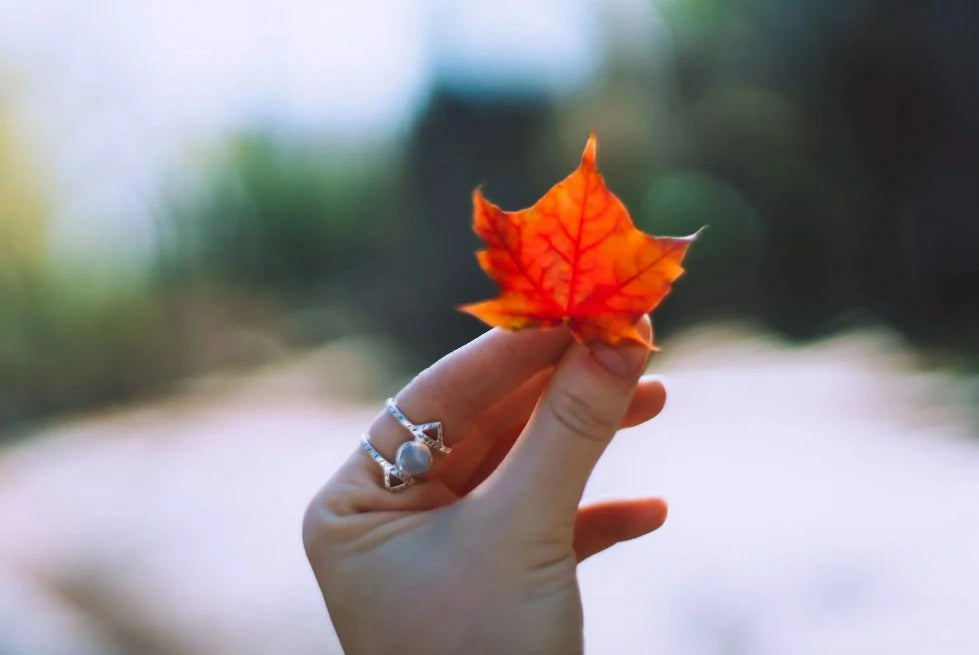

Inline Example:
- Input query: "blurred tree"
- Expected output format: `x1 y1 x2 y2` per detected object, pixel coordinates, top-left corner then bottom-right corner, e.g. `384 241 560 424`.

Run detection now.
374 87 556 363
158 133 396 293
832 0 979 344
0 92 51 426
0 101 48 275
642 0 979 347
6 0 979 431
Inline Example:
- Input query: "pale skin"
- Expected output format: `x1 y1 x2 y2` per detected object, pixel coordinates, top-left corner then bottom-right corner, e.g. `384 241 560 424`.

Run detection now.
303 316 669 654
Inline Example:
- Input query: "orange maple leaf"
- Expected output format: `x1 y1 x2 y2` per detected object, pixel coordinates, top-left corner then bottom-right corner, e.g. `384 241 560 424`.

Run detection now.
459 132 699 348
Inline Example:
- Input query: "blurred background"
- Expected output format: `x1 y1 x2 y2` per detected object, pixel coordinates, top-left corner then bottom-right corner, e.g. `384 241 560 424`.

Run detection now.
1 0 977 653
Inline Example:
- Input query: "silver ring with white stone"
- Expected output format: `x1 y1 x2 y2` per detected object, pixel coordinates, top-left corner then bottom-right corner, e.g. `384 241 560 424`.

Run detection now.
360 436 414 492
385 398 452 455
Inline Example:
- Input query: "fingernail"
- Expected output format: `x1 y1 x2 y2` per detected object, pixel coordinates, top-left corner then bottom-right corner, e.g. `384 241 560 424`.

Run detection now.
589 342 648 378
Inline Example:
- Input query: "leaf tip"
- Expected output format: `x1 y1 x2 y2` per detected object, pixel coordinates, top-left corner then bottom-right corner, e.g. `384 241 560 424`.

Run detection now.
671 225 707 249
582 130 598 167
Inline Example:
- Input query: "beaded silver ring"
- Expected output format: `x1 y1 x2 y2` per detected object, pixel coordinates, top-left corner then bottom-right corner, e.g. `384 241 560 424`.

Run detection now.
359 400 452 492
385 398 452 455
360 436 412 492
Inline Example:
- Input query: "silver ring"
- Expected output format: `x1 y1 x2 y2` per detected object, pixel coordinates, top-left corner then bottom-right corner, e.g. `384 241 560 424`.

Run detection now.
385 398 452 455
360 436 413 492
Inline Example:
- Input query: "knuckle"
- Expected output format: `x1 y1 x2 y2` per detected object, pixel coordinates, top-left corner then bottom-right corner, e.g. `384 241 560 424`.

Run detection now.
548 386 616 444
302 484 352 555
302 495 334 555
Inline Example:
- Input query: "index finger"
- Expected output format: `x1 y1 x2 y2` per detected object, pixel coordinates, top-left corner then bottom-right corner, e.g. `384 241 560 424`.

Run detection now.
366 326 573 479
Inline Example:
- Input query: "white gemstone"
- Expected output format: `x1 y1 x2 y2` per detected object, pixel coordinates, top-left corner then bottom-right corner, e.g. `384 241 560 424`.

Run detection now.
396 440 432 476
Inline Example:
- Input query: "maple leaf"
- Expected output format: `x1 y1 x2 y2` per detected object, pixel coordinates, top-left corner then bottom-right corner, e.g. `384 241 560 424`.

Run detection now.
459 132 700 348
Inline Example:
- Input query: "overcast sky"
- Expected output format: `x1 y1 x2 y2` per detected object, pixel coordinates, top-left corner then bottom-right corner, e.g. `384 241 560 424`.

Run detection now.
0 0 658 263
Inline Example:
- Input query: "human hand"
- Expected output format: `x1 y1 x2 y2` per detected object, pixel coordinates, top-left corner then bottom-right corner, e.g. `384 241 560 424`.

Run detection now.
303 318 669 654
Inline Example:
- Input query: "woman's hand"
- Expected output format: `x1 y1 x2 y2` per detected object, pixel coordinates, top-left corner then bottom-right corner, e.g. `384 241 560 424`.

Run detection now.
303 318 669 654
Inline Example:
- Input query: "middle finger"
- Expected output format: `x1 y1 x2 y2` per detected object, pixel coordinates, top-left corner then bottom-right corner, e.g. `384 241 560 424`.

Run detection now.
442 374 668 495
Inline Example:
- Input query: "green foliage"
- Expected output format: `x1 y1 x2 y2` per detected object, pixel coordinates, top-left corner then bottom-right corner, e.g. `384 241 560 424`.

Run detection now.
157 134 397 292
0 270 178 427
4 0 979 430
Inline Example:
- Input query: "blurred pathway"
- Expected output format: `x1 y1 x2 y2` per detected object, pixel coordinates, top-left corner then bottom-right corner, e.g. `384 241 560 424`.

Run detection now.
0 326 977 655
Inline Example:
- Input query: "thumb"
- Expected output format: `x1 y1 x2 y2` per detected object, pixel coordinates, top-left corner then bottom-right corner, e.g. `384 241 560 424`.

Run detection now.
486 318 651 523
